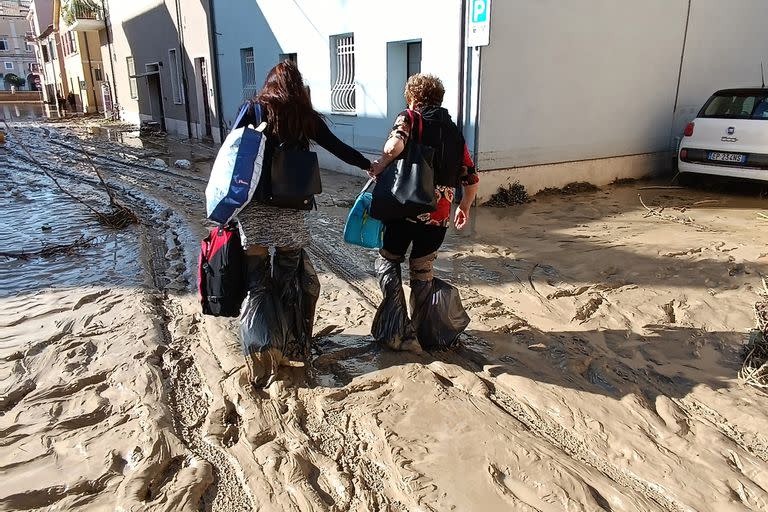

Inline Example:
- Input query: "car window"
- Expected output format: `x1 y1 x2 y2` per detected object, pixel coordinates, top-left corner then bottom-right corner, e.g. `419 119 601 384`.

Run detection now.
700 92 768 119
753 98 768 118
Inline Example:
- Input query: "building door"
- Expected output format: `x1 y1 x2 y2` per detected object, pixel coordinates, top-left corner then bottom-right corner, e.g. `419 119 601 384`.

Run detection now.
198 57 212 138
407 42 422 77
147 73 166 131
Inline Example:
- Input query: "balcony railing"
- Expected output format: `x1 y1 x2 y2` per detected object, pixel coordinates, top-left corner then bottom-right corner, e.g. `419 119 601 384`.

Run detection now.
62 3 105 31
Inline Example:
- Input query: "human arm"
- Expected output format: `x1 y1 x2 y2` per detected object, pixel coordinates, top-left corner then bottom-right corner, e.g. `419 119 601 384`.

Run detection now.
454 144 480 230
313 119 371 170
369 111 411 177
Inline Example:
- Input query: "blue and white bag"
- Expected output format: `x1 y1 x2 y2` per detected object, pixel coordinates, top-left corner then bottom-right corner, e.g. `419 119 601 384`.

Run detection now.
343 179 384 249
205 103 267 224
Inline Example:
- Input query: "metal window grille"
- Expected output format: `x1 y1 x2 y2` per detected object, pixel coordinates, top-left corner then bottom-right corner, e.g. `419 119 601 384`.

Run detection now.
330 34 356 113
241 48 257 99
126 56 137 99
168 48 183 104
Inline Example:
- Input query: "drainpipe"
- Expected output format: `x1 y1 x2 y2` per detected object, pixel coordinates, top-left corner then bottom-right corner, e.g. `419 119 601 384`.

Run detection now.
207 0 226 142
670 0 692 155
472 47 482 166
457 0 467 133
173 0 192 139
100 0 118 117
83 31 99 113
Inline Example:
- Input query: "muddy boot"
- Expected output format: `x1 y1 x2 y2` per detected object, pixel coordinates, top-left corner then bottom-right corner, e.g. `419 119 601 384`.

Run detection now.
273 249 320 361
240 254 288 386
371 252 422 353
409 253 469 350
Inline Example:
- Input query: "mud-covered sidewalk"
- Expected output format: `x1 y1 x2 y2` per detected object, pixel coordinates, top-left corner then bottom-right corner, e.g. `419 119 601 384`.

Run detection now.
2 118 768 512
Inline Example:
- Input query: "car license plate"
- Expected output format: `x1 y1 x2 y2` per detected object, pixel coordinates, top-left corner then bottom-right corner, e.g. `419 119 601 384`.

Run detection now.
707 151 746 163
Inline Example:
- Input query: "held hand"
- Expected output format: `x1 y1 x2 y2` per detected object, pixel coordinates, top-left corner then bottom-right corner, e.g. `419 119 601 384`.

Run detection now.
368 160 386 179
454 204 470 230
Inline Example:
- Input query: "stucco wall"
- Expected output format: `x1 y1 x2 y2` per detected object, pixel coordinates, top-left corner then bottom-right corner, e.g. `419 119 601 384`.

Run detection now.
104 0 220 141
212 0 463 171
477 0 689 172
671 0 768 146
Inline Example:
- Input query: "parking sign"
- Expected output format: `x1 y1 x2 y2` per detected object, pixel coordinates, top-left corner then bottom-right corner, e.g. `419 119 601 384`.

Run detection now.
467 0 491 47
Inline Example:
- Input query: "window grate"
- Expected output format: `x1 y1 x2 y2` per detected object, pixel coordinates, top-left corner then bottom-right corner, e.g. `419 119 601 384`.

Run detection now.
169 48 184 104
241 48 258 100
330 34 356 113
126 56 137 99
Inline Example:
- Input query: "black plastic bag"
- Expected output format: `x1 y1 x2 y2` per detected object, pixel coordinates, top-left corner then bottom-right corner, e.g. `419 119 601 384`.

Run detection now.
410 278 470 350
371 258 421 352
239 284 288 358
273 249 320 360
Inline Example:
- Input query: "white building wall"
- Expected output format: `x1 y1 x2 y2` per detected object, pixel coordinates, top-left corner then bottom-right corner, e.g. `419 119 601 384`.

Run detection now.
475 0 768 198
213 0 463 174
672 0 768 145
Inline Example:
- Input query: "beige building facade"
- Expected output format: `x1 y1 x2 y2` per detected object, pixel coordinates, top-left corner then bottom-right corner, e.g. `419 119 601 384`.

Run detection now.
0 0 39 92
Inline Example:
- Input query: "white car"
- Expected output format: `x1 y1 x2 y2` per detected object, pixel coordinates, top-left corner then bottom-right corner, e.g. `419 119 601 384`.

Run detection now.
678 88 768 182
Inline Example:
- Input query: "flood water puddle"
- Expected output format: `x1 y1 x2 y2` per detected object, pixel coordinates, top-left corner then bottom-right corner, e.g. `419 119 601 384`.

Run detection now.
0 168 143 298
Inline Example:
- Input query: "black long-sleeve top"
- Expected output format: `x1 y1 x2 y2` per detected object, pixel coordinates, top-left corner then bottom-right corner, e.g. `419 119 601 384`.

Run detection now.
239 102 370 170
311 120 371 170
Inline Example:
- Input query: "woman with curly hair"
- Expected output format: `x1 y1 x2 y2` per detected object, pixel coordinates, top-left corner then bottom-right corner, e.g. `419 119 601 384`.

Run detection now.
369 73 479 352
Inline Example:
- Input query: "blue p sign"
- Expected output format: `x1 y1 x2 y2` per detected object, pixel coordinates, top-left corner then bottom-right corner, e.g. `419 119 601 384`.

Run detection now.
472 0 488 23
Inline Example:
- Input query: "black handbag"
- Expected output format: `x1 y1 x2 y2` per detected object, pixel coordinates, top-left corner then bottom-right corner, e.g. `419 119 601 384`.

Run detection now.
371 110 436 221
267 144 322 210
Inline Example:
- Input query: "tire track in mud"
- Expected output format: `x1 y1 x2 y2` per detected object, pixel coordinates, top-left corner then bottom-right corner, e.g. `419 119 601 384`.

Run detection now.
485 386 683 512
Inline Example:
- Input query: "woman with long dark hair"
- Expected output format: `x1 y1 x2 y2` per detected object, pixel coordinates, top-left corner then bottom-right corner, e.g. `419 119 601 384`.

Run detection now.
237 61 370 385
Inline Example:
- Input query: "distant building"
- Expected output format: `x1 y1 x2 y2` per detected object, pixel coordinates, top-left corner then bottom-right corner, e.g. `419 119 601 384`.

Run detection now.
54 0 105 113
99 0 222 142
0 0 39 91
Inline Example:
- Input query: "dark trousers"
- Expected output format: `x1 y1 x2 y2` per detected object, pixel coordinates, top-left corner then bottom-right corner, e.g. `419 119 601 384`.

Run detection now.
382 220 447 260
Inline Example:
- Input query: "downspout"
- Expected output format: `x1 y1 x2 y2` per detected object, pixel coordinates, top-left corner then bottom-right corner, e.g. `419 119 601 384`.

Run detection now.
207 0 226 142
472 47 482 167
456 0 467 132
670 0 692 155
52 0 60 31
100 0 118 117
173 0 192 139
83 31 99 113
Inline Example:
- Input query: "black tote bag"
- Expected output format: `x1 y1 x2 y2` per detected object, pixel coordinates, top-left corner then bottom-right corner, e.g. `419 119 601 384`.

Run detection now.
268 144 322 210
371 110 436 221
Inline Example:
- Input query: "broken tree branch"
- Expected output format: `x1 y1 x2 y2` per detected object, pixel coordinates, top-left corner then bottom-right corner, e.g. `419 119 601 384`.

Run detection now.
0 236 95 260
2 120 138 229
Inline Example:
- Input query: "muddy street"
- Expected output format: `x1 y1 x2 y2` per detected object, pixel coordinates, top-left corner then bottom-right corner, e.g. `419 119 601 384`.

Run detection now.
2 119 768 511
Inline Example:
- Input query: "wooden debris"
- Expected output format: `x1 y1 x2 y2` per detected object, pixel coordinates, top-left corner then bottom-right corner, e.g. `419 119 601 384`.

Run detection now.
0 236 95 260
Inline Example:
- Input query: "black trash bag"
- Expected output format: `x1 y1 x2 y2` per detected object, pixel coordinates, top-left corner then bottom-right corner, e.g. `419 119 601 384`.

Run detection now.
371 257 421 352
273 249 320 360
239 258 289 358
410 277 470 350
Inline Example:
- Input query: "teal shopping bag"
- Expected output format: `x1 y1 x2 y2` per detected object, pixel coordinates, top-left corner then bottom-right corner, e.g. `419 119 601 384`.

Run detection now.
343 179 383 249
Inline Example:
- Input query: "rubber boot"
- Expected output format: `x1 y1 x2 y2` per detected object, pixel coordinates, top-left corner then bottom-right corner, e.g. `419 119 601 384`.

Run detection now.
240 254 286 386
371 254 422 353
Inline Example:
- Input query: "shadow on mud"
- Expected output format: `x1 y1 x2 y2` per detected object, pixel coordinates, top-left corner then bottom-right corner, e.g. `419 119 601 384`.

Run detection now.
309 323 743 402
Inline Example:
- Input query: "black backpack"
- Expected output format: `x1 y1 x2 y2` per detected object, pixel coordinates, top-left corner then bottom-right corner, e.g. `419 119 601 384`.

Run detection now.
198 224 246 317
419 107 465 187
